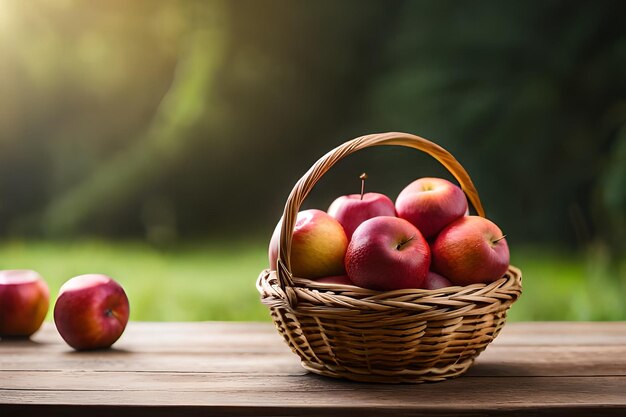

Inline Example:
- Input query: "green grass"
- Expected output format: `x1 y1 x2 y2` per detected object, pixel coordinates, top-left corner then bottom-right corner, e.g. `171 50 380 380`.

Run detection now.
0 240 270 322
0 240 623 321
508 245 626 321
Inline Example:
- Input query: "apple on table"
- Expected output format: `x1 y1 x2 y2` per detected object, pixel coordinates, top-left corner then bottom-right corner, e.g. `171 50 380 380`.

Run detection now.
54 274 130 350
432 215 510 285
328 173 396 240
345 216 430 291
268 209 348 279
0 270 49 338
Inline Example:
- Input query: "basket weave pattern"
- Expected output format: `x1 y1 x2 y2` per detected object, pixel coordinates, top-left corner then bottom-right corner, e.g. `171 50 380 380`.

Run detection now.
257 132 522 383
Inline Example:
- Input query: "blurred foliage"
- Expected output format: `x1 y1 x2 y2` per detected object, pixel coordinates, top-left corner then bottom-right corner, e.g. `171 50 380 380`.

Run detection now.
0 0 624 261
367 0 626 255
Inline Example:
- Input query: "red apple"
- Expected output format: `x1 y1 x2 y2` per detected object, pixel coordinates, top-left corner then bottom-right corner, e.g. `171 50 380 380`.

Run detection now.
0 270 49 338
54 274 129 350
395 177 468 238
423 271 454 290
313 275 353 285
327 174 396 240
345 216 430 291
268 209 348 278
328 193 396 240
432 216 510 285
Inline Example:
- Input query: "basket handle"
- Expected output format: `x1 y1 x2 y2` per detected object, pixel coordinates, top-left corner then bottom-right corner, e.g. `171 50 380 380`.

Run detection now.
276 132 485 290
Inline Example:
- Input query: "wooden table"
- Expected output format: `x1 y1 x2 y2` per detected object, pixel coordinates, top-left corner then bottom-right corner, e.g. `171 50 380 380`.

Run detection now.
1 322 625 416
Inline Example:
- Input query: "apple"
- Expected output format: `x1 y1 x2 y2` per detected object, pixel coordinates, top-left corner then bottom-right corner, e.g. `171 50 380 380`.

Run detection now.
345 216 430 291
328 193 396 240
314 275 353 285
327 173 396 240
423 271 454 290
432 216 510 285
0 270 49 338
395 177 468 238
268 209 348 278
54 274 129 350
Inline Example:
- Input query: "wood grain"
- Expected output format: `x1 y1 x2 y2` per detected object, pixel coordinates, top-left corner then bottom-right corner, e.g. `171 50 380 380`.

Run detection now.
1 322 625 416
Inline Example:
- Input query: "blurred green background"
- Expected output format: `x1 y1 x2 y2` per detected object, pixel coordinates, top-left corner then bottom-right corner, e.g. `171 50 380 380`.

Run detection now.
0 0 624 321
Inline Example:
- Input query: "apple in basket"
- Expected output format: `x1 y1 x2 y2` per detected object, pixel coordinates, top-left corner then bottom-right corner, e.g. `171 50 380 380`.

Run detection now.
54 274 130 350
268 209 348 279
327 173 396 240
314 275 353 285
396 177 468 238
0 270 49 338
423 271 454 290
345 216 430 291
432 216 510 285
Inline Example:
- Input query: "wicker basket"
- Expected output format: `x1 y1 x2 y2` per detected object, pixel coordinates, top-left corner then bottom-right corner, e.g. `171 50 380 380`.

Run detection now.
257 132 522 383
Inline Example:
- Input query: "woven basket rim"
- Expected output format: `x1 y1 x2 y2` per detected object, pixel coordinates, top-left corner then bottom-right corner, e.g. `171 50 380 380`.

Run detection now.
258 265 522 313
295 265 520 296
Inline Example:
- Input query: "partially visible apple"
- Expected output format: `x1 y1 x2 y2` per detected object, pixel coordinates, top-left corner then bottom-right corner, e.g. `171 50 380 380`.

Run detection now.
0 270 49 338
328 173 396 240
345 216 430 291
328 193 396 240
423 271 453 290
54 274 129 350
314 275 353 285
268 209 348 278
432 216 510 285
396 177 468 238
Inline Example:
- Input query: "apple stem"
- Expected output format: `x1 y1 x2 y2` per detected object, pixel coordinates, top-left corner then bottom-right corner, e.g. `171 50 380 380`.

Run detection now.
492 235 507 244
104 309 113 317
359 173 367 200
396 235 415 250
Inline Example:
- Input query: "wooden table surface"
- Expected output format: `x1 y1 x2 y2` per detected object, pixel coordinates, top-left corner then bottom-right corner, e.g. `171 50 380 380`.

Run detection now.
1 321 625 416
